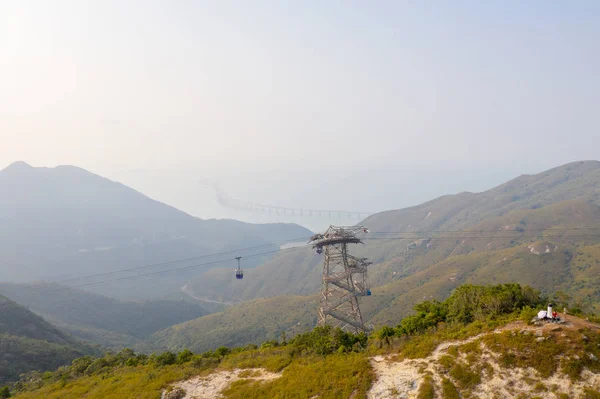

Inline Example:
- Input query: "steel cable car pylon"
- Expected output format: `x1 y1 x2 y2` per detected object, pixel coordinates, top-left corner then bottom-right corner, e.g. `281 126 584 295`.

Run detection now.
310 225 372 333
235 256 243 279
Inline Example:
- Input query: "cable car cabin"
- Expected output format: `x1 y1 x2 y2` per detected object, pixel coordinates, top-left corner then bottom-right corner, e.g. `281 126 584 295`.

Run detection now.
235 256 243 279
366 289 372 296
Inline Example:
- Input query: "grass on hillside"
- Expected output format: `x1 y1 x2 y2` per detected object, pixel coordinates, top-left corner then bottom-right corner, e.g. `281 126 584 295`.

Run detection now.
222 354 373 399
12 363 207 399
11 352 373 399
9 283 600 399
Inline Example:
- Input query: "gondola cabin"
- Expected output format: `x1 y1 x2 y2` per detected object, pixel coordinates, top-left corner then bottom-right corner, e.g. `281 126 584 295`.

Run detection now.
235 256 243 280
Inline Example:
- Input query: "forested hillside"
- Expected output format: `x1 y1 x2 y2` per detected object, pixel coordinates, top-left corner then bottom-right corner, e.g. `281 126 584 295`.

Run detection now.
0 295 97 384
0 283 208 350
152 295 318 353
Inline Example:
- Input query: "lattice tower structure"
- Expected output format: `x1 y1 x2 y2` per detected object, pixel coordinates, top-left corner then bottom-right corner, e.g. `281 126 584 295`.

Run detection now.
310 225 372 333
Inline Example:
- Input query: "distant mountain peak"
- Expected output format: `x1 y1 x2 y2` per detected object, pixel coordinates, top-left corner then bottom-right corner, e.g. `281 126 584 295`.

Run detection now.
2 160 33 172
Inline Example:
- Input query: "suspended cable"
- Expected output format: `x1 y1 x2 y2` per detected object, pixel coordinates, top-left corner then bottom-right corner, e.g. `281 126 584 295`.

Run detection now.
38 231 600 293
27 235 313 289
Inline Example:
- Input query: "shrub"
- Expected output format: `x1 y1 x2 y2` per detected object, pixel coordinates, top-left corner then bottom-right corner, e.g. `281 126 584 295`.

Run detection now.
449 363 481 390
70 356 94 376
156 352 177 366
84 358 109 375
125 357 139 367
584 388 600 399
441 378 460 399
289 326 367 356
376 326 395 346
192 356 220 369
417 375 435 399
215 346 231 358
177 349 194 364
260 340 279 349
562 358 584 381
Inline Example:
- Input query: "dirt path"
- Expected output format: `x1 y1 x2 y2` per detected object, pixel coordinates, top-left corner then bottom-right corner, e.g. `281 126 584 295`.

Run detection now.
560 313 600 330
167 368 281 399
367 315 600 399
368 333 488 399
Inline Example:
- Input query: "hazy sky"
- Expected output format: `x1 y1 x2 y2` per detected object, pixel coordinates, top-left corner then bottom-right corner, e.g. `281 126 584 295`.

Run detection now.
2 1 599 229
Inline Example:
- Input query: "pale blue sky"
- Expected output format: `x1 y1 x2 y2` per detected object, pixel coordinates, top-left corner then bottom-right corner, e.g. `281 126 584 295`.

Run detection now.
1 1 599 229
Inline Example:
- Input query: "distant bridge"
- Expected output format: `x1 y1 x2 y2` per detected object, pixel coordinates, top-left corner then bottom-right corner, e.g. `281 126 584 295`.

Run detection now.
203 182 374 220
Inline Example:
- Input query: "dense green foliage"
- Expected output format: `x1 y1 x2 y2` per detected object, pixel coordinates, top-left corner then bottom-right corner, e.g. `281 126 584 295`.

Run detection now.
387 283 543 338
0 295 76 345
0 295 97 384
289 325 367 355
0 334 90 385
0 283 209 351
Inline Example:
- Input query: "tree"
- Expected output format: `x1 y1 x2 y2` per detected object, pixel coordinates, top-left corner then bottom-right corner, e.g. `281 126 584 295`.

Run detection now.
0 386 10 398
376 326 395 346
177 349 194 364
215 347 231 358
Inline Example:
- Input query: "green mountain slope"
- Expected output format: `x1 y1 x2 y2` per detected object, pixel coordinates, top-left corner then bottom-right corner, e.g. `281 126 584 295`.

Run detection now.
0 295 96 384
152 295 318 353
0 283 209 350
154 162 600 351
186 160 600 303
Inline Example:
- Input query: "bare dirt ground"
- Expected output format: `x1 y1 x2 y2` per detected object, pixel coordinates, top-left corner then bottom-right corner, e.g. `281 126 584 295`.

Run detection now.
368 333 487 399
167 368 281 399
367 314 600 399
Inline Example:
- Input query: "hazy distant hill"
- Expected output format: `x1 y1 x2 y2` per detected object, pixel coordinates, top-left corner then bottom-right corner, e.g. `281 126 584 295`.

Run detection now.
0 294 95 383
187 160 600 302
0 283 209 350
0 162 312 299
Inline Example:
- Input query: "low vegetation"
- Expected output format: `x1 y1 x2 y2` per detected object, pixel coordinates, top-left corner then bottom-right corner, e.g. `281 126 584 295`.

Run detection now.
374 283 545 360
6 283 600 398
8 325 372 399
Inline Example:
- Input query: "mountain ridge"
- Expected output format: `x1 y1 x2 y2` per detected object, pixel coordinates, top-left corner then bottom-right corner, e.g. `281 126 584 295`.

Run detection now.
187 160 600 303
0 161 312 299
156 161 600 351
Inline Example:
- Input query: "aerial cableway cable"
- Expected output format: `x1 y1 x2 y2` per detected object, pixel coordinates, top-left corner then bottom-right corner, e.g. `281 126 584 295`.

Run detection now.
34 228 600 293
29 226 600 289
46 246 310 293
29 227 600 290
27 235 314 289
